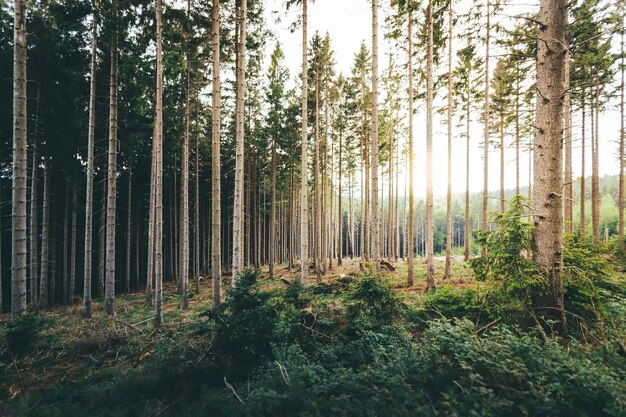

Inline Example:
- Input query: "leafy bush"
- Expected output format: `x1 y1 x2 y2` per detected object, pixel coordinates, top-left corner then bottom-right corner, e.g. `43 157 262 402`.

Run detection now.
413 285 483 323
344 274 406 330
2 312 54 355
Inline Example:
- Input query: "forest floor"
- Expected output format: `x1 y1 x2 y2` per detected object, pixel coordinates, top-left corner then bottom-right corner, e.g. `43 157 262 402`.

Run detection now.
0 256 478 406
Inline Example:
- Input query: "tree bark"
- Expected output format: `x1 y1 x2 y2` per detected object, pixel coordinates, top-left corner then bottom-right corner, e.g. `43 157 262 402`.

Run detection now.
563 42 573 233
300 0 309 285
70 187 77 302
105 21 119 317
371 0 380 267
126 168 132 292
83 0 98 316
620 23 625 240
39 166 50 308
425 0 435 290
482 0 491 250
232 0 246 282
153 0 164 325
11 0 28 317
211 0 222 305
180 0 191 308
444 0 453 280
29 147 38 304
580 94 586 234
532 0 567 328
407 8 415 286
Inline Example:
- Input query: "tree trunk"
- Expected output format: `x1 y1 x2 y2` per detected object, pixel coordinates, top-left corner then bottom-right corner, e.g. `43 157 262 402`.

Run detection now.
63 190 69 305
180 0 191 308
11 0 28 317
464 87 471 261
563 43 573 233
444 0 453 280
300 0 309 285
425 0 435 290
592 82 600 243
40 166 50 308
29 148 38 304
407 8 415 286
83 0 98 316
70 188 77 303
105 23 118 317
500 117 505 213
482 0 491 250
580 94 586 234
211 0 222 305
371 0 380 266
126 168 132 292
153 0 165 325
532 0 567 328
269 132 277 278
195 117 201 292
338 123 343 266
620 23 625 240
314 72 321 281
232 0 246 282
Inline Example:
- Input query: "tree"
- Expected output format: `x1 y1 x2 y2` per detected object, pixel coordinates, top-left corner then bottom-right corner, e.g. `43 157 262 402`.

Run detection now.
425 0 435 290
482 0 491 247
532 0 567 327
180 0 191 310
444 0 454 280
11 0 27 317
83 0 98 317
104 1 119 317
211 0 221 304
371 0 380 266
232 0 247 283
153 0 164 325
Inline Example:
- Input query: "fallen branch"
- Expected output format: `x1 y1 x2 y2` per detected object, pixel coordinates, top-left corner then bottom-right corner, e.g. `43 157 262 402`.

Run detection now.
224 377 245 404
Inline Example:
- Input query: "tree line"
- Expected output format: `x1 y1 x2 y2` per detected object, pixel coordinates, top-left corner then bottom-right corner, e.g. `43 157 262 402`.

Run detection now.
0 0 624 328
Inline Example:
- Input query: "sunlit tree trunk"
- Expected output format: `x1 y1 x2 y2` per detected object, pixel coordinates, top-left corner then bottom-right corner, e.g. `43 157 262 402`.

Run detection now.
620 24 625 240
39 166 50 308
580 94 586 234
563 44 573 233
482 0 491 251
407 8 415 286
425 0 435 290
444 0 453 280
464 88 471 261
371 0 380 267
232 0 246 282
532 0 567 327
300 0 309 285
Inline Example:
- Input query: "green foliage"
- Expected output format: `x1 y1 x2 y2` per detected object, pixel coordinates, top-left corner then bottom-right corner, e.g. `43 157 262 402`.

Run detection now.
415 285 483 323
344 274 406 330
470 196 546 303
2 312 55 355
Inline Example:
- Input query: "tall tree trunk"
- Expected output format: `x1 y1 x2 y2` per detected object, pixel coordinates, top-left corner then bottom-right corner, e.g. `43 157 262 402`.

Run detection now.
563 43 573 233
180 0 191 308
482 0 491 250
105 22 119 317
300 0 309 285
407 8 415 286
98 177 106 296
29 147 38 304
464 87 471 261
592 82 600 243
580 94 586 234
444 0 453 280
126 168 132 292
63 190 69 305
232 0 246 282
515 76 520 195
425 0 435 290
338 123 343 266
211 0 222 305
532 0 567 328
83 0 98 316
70 188 77 303
371 0 380 266
153 0 165 325
39 166 50 308
195 118 201 292
617 24 625 240
269 133 277 279
11 0 28 317
500 117 505 213
314 73 321 281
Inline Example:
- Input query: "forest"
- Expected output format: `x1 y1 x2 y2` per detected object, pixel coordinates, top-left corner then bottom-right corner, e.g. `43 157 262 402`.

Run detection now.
0 0 625 415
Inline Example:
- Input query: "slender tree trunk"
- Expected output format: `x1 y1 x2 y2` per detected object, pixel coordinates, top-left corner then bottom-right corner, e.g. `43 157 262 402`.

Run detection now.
407 9 415 286
180 0 191 308
482 0 491 248
153 0 165 325
532 0 567 327
70 188 77 303
425 0 435 290
444 0 453 280
300 0 309 285
105 21 119 317
464 92 471 261
371 0 380 266
98 178 106 296
338 124 343 266
269 133 277 278
232 0 246 282
126 168 132 292
592 82 600 243
500 117 505 213
211 0 222 304
563 43 573 233
83 1 98 316
146 138 156 304
11 0 28 317
195 118 201 292
515 76 520 195
29 148 38 304
617 24 625 240
39 166 50 308
63 190 69 305
580 94 586 234
314 73 321 281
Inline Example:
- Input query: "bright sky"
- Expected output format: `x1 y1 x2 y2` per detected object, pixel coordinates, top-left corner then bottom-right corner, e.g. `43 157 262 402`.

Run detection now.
263 0 623 198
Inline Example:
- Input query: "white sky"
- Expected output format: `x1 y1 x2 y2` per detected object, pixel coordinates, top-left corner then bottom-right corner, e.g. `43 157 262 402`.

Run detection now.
263 0 623 198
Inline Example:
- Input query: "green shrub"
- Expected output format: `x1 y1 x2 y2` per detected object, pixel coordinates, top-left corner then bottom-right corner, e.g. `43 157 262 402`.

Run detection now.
415 285 483 322
344 274 405 330
2 312 54 355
